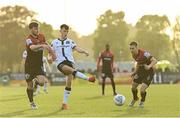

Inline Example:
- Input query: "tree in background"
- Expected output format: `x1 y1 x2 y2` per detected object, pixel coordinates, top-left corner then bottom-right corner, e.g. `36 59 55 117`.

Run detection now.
93 10 129 61
0 5 55 72
40 22 55 43
133 15 172 60
172 16 180 66
0 5 35 72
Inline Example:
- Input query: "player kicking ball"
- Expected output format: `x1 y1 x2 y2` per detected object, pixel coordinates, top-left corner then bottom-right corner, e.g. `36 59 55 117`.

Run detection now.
129 41 157 108
50 24 95 110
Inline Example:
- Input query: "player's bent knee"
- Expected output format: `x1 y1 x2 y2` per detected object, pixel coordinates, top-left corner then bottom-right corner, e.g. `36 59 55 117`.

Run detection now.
36 75 46 86
140 87 146 93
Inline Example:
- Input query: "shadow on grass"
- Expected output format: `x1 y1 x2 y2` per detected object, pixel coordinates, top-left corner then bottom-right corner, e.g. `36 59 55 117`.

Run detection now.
84 95 104 100
0 109 31 117
28 109 86 117
28 110 60 117
0 95 26 102
113 106 150 117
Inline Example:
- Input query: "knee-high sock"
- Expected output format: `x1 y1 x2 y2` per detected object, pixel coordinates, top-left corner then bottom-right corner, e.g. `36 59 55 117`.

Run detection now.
63 87 71 104
141 91 147 102
131 88 138 100
44 82 47 91
26 88 33 103
102 78 106 95
73 71 88 80
36 85 40 92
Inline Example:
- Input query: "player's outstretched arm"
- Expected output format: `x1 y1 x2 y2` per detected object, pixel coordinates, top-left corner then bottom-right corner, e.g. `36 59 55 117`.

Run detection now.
73 46 89 56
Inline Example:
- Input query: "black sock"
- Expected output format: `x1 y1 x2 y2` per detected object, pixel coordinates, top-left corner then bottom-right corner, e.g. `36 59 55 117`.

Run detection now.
26 88 33 103
102 78 105 95
110 78 116 94
65 86 71 91
141 91 147 102
132 88 138 100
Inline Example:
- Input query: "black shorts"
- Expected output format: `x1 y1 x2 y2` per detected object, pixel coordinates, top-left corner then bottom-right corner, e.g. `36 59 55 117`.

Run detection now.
57 60 75 75
133 70 154 86
25 66 45 82
101 69 114 79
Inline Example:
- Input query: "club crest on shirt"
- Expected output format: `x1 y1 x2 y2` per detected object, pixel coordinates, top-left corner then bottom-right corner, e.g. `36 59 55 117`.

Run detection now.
66 41 70 44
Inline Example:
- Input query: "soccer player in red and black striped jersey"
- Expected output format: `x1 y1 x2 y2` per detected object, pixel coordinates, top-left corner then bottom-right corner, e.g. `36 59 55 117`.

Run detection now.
97 44 117 96
25 22 56 109
129 41 157 108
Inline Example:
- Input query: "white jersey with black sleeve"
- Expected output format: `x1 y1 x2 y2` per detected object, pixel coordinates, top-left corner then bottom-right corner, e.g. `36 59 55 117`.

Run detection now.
51 38 77 66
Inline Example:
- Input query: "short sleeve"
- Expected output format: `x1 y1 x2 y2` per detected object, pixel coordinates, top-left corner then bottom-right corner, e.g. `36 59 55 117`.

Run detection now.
71 40 77 49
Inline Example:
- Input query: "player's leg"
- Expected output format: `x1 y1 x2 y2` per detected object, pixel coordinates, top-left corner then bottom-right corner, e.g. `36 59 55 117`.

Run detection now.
26 80 38 109
61 74 73 110
43 78 48 94
35 75 47 86
58 63 95 82
129 81 139 107
139 83 148 107
101 73 106 96
109 73 117 96
139 73 153 107
25 72 38 109
33 75 47 96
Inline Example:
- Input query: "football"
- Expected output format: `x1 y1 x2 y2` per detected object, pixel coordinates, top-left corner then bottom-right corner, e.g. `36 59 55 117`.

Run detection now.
113 94 126 106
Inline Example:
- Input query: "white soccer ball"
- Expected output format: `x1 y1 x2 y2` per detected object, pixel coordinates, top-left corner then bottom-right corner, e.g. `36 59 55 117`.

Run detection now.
113 94 126 106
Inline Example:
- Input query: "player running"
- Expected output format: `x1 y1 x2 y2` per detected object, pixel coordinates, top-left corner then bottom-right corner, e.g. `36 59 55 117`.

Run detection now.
50 24 95 110
129 41 157 108
24 22 56 109
22 50 50 95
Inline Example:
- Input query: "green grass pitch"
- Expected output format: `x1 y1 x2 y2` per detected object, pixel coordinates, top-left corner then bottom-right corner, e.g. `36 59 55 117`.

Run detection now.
0 80 180 117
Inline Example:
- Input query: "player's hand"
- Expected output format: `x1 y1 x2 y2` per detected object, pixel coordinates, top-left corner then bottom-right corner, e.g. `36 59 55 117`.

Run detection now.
41 44 50 50
144 64 151 70
51 53 57 61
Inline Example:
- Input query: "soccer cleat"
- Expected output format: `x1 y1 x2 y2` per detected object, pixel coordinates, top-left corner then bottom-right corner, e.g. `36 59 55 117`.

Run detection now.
88 76 96 83
129 97 139 107
61 103 69 110
139 101 144 108
30 102 38 110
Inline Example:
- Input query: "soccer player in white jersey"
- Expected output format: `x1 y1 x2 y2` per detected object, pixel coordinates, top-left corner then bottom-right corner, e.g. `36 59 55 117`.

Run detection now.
22 50 50 95
50 24 95 110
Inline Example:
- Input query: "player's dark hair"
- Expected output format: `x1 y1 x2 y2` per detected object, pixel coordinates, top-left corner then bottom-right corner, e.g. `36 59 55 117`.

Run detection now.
130 41 138 46
60 24 69 30
106 44 110 47
29 22 39 29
